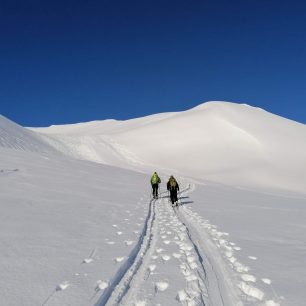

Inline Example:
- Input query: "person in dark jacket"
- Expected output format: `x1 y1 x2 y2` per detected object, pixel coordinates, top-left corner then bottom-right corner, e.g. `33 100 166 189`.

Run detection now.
151 172 161 199
167 175 179 206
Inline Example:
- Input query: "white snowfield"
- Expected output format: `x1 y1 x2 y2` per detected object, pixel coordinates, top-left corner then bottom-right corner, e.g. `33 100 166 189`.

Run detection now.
0 101 305 306
32 102 306 195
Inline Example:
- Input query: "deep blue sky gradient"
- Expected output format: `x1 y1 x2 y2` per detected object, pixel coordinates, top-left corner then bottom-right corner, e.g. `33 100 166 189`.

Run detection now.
1 0 306 126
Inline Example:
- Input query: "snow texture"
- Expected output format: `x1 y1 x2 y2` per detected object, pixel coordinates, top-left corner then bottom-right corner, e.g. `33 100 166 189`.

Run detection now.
0 101 305 306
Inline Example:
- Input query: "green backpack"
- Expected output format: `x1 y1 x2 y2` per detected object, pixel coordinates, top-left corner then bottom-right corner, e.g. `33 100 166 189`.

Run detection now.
151 174 159 184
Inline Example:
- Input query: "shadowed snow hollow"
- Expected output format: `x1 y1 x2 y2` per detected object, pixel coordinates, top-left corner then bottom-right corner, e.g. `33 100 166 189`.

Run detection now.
31 102 306 194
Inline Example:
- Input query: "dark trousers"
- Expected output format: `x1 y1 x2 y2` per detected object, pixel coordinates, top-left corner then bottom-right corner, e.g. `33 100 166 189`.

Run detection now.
170 189 178 204
152 184 159 198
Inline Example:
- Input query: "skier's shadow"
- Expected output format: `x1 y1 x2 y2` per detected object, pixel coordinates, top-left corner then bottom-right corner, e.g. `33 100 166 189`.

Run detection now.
178 195 193 206
160 195 170 199
160 193 193 206
179 200 194 206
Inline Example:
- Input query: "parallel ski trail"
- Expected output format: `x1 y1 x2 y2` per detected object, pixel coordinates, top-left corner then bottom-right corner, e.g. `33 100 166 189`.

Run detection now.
163 197 210 305
119 198 160 305
95 184 243 306
174 184 244 306
95 197 157 306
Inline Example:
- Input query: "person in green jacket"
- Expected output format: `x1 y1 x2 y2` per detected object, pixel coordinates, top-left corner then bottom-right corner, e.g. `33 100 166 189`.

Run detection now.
151 172 161 199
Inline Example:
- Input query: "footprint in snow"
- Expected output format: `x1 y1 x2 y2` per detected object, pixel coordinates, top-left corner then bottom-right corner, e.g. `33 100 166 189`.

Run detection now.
225 251 233 258
117 231 123 235
106 241 115 245
180 243 192 251
233 261 249 273
134 301 147 306
186 274 198 282
218 239 227 246
187 256 196 264
83 258 94 264
155 281 169 292
115 257 125 263
265 300 280 306
189 262 198 269
148 264 156 272
125 240 134 246
241 274 256 282
156 248 163 253
262 278 272 284
249 256 257 260
233 247 241 251
238 282 264 301
177 290 188 302
163 240 171 245
173 253 181 259
229 256 237 264
162 254 171 261
112 224 118 228
95 280 109 292
56 281 70 291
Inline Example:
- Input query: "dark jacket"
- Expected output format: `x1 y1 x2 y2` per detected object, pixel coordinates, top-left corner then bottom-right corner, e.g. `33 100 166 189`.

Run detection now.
167 178 179 191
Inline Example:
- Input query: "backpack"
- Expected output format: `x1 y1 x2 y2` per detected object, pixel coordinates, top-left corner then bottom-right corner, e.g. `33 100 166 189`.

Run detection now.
151 174 159 184
169 178 177 189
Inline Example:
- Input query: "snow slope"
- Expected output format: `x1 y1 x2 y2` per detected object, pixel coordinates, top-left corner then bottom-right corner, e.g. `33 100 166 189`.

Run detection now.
1 101 306 306
0 133 150 305
32 102 306 195
0 114 58 154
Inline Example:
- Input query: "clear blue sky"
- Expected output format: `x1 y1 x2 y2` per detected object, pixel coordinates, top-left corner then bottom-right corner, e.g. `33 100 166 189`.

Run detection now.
1 0 306 126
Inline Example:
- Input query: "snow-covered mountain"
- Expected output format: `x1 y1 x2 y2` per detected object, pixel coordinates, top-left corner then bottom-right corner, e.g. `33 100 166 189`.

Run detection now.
1 101 305 306
31 102 306 195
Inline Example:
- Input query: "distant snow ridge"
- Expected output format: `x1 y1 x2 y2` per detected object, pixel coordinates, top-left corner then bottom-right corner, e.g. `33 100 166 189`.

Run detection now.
30 101 306 194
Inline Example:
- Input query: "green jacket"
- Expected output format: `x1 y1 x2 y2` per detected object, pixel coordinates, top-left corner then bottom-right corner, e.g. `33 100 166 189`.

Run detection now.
151 173 161 185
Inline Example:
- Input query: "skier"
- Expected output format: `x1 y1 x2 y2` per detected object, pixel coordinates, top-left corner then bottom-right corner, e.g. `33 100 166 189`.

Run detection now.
167 175 179 206
151 172 161 199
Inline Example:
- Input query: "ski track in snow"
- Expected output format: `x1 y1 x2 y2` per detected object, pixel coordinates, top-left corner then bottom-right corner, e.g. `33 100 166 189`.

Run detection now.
94 194 158 306
91 184 282 306
176 184 282 306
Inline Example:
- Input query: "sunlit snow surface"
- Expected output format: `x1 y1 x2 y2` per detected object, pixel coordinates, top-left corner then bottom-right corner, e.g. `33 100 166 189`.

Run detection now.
0 102 305 306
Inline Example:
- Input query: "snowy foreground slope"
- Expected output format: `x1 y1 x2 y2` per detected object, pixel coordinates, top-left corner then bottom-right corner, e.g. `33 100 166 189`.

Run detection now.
0 102 305 306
